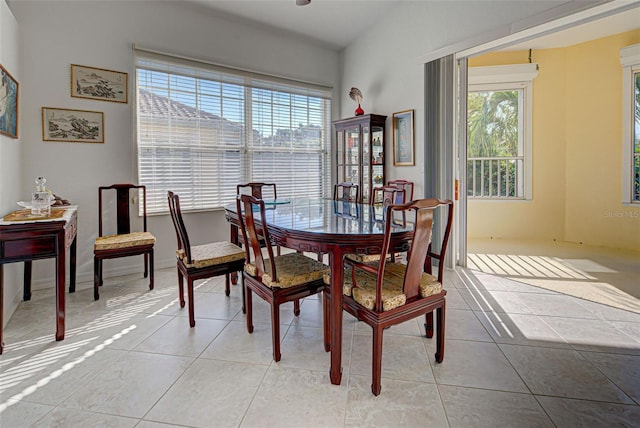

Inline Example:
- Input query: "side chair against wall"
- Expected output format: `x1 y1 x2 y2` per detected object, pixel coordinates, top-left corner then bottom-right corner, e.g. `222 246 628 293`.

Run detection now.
238 194 328 362
323 198 454 395
167 191 245 327
93 184 155 301
387 179 415 202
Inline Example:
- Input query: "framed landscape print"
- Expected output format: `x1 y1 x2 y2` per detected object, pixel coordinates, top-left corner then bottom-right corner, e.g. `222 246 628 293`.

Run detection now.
0 64 19 138
42 107 104 143
70 64 128 103
393 109 414 166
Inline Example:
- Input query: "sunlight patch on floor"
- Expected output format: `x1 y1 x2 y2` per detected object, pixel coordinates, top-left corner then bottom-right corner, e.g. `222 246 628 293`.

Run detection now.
468 252 640 314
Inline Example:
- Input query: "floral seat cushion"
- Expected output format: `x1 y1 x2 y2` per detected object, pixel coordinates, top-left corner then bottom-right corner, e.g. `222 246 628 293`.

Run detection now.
245 252 327 288
95 231 156 251
176 241 245 269
350 262 443 312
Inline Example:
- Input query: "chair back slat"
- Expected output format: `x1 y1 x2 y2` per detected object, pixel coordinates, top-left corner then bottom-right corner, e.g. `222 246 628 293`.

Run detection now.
98 184 147 237
239 194 278 281
167 191 193 263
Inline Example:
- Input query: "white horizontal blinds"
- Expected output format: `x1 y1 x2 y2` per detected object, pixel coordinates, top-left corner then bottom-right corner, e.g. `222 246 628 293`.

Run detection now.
135 48 331 213
249 84 329 198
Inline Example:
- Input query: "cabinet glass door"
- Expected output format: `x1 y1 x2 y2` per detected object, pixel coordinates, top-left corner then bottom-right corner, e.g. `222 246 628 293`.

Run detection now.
337 130 345 182
346 127 360 185
371 124 384 195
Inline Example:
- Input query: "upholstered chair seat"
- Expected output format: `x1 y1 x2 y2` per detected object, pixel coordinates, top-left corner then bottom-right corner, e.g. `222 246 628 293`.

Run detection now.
95 231 156 251
176 241 245 269
244 252 327 288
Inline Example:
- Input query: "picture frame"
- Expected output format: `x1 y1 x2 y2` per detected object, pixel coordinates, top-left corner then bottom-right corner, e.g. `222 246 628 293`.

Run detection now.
0 64 19 138
42 107 104 143
70 64 128 103
392 109 414 166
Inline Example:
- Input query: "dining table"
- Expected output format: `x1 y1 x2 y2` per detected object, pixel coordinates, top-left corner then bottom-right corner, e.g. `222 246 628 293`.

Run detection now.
224 198 413 385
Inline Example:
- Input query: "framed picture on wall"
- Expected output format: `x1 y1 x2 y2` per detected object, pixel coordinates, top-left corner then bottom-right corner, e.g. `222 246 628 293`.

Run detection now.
0 64 19 138
392 109 414 166
70 64 128 103
42 107 104 143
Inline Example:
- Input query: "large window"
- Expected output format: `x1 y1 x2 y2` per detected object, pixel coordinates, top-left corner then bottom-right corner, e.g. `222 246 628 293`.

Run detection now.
135 49 332 213
467 64 537 200
620 43 640 204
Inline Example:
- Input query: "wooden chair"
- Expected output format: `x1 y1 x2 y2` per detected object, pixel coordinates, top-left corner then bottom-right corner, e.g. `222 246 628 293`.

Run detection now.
236 182 280 255
387 179 415 202
346 186 406 264
371 185 406 206
333 182 359 202
93 184 155 301
167 191 245 327
324 198 453 395
238 194 327 362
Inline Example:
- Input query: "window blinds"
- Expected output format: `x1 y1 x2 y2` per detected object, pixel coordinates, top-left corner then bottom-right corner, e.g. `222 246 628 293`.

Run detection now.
134 47 332 213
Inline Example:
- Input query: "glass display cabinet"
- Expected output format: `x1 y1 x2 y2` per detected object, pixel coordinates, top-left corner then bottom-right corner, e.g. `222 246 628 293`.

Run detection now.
333 114 387 204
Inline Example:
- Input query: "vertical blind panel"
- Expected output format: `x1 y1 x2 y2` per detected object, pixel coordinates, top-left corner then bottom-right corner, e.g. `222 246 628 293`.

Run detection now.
136 54 331 213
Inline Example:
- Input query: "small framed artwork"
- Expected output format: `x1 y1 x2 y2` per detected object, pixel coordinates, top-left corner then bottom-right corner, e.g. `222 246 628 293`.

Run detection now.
42 107 104 143
0 64 19 138
70 64 128 103
393 109 414 166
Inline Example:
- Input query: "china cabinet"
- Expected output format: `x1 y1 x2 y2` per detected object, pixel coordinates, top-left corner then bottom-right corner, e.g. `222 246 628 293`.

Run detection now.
333 114 387 204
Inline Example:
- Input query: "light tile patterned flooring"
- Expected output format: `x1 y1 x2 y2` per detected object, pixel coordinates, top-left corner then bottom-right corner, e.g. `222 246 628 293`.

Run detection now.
1 266 639 427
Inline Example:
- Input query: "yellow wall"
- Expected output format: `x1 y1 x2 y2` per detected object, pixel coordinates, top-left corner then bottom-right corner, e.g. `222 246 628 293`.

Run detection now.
467 30 640 252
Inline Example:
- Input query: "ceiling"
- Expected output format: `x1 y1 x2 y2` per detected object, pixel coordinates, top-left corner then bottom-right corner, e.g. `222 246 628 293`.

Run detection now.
189 0 401 50
188 1 639 52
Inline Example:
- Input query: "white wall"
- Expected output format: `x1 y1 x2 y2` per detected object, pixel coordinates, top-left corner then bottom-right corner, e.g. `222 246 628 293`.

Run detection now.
5 0 340 322
1 0 23 327
339 0 598 199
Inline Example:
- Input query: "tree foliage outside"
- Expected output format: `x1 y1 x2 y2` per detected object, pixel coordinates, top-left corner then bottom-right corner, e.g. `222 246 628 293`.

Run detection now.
467 89 521 197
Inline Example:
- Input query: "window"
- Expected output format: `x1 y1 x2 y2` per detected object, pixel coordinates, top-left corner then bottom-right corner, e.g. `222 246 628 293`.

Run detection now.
620 43 640 204
135 48 332 213
467 64 537 199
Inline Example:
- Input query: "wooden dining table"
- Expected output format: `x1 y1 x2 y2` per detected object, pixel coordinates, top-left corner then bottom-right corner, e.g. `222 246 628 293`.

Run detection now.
225 198 412 385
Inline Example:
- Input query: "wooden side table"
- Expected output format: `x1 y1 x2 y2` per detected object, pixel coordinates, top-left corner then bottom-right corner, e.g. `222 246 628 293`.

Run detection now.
0 206 78 354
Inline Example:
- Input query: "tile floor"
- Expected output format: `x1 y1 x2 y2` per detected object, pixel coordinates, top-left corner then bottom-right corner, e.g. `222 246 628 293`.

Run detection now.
1 266 639 427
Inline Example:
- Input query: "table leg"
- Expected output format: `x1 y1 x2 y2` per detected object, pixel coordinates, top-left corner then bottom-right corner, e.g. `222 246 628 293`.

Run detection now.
55 232 65 341
23 260 32 301
230 223 239 285
329 248 344 385
69 235 77 293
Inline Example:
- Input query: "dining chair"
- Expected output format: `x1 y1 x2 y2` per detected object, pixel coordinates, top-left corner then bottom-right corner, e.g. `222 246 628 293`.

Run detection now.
93 184 155 301
324 198 453 395
333 182 359 202
167 191 245 327
236 182 280 256
317 182 360 262
371 185 406 206
345 185 406 264
238 194 327 362
387 179 415 202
